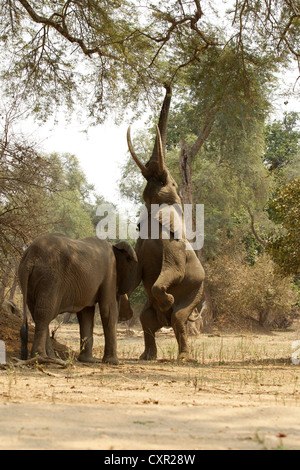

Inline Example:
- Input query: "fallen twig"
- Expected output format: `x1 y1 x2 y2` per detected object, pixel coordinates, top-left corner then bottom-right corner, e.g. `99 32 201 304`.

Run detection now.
11 356 68 368
34 364 62 377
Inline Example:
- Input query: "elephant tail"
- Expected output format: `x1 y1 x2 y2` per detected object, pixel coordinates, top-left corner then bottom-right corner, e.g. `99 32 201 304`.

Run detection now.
18 261 32 360
187 283 204 322
187 308 201 322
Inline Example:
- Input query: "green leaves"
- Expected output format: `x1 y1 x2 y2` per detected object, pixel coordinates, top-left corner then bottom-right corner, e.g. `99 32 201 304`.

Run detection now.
0 0 298 125
267 178 300 275
264 112 300 172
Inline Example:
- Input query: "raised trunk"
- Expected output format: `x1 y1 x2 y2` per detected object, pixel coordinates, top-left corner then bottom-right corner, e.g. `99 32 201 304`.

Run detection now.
150 85 172 163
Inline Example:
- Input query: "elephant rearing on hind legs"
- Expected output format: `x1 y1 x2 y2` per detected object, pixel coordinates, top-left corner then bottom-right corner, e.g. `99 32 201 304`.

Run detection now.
127 85 205 361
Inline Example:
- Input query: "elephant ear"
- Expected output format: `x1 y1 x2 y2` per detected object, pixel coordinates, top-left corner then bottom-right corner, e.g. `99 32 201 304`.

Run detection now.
152 204 185 240
113 241 138 262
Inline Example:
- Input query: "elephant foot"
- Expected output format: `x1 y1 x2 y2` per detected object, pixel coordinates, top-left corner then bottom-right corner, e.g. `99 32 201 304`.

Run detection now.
177 351 190 362
102 355 119 365
77 353 100 364
151 286 174 312
161 294 174 312
140 350 157 361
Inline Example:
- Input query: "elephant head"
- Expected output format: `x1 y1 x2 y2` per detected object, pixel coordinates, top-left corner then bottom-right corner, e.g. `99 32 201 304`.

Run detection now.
127 85 182 210
113 241 138 295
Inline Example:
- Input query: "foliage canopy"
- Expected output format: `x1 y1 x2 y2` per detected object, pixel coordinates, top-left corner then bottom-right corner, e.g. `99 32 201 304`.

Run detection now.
0 0 299 122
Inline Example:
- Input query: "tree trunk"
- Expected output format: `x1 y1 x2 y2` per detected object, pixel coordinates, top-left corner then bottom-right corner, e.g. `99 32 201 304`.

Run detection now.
179 127 216 332
179 138 194 206
0 263 10 304
9 274 18 302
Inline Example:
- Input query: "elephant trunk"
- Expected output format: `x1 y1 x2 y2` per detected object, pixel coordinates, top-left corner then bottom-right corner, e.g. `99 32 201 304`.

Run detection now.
150 84 172 165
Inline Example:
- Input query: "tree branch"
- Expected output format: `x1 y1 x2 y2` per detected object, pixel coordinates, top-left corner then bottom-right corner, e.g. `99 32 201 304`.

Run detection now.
17 0 118 60
244 203 267 248
190 107 219 159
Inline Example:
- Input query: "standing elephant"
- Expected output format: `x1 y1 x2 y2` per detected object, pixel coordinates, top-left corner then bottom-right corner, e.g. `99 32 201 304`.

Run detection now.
18 233 137 365
127 85 205 361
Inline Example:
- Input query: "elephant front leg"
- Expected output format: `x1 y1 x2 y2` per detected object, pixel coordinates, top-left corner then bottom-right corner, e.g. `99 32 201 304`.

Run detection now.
99 301 119 365
77 307 98 363
151 239 186 312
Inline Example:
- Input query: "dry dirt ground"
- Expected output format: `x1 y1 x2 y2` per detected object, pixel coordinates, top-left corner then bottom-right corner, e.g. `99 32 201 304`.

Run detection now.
0 309 300 451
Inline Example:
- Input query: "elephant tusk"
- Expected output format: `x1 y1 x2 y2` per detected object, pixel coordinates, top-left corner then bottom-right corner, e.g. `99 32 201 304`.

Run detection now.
155 124 166 174
127 127 148 175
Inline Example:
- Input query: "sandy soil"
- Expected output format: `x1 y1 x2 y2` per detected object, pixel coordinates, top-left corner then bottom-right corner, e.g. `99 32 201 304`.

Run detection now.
0 314 300 451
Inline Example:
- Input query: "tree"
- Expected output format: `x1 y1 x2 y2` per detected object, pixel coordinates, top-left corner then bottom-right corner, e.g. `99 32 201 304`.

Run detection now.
0 120 61 258
267 178 300 276
0 0 156 121
0 109 63 303
264 112 300 172
170 43 273 222
44 152 107 238
0 1 298 123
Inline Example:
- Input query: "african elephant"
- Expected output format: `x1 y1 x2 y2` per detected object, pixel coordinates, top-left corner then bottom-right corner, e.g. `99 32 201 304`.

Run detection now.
127 85 205 361
18 233 137 365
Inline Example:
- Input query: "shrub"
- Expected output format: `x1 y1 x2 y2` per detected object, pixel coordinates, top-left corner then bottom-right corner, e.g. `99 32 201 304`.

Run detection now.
206 241 297 329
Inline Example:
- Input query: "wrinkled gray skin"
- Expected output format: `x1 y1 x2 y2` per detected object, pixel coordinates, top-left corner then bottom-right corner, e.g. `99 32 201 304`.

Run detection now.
18 233 137 365
127 86 205 361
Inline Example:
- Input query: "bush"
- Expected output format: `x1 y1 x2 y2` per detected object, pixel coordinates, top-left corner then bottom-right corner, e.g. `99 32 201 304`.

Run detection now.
206 240 297 329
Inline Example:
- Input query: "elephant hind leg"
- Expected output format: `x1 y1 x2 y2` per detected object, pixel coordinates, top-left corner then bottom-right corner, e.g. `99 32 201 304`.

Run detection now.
31 310 51 359
171 286 203 361
140 305 161 360
171 310 189 360
77 307 97 363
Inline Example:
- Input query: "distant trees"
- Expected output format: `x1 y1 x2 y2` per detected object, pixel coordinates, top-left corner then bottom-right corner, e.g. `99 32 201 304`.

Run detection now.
264 112 300 173
45 152 105 239
267 178 300 276
0 121 58 256
264 112 300 277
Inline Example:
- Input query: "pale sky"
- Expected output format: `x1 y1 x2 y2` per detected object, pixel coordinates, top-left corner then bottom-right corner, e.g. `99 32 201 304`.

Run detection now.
32 116 143 210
